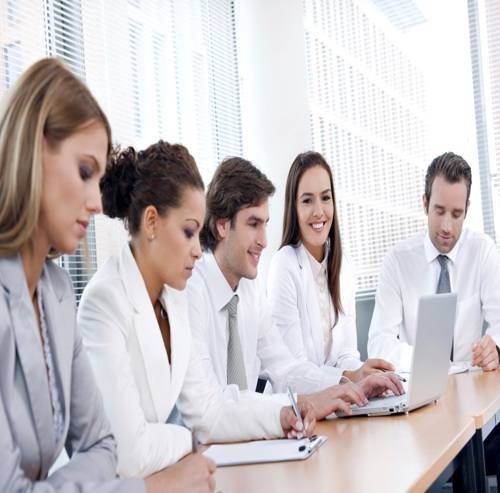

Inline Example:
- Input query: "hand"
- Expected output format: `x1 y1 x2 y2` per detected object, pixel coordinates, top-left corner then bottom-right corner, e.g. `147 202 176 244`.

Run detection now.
343 358 395 383
471 335 500 371
144 453 216 493
298 382 369 419
357 372 405 400
280 399 317 439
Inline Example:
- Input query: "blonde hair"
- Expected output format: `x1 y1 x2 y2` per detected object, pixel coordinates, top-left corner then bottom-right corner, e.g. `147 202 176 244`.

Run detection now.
0 57 112 256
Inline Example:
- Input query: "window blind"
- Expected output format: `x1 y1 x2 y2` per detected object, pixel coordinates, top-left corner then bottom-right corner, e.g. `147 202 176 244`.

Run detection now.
301 0 496 296
0 0 243 304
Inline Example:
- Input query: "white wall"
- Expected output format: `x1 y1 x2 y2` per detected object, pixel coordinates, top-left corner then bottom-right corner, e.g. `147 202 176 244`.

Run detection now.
238 0 312 291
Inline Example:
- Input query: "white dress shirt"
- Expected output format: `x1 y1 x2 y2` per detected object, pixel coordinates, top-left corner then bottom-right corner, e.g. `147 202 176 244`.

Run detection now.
267 244 362 374
78 244 284 478
187 250 344 404
368 228 500 372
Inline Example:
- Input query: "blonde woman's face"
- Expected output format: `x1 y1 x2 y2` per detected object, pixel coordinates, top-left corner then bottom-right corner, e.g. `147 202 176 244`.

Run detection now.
38 122 108 255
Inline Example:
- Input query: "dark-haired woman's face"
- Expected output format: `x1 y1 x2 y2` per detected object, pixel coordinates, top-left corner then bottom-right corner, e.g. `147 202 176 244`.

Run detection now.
154 189 205 290
296 166 334 262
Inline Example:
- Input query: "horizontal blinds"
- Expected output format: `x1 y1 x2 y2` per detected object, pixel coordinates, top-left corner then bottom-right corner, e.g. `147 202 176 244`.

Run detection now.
0 0 242 303
302 0 497 296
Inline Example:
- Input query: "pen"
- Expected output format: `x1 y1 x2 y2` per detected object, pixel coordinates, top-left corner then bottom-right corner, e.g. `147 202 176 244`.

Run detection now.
286 384 306 435
192 427 198 453
381 368 407 382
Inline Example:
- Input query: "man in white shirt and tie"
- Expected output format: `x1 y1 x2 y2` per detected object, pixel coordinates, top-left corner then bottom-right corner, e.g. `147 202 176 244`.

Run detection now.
187 156 403 420
368 151 500 372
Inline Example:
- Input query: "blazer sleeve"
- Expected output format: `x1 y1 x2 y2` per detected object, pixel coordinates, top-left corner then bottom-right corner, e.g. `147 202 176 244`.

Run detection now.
46 331 145 493
176 345 285 445
78 279 193 478
0 278 143 493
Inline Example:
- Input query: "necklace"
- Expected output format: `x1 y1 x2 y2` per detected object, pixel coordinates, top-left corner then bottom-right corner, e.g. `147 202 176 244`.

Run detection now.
160 306 168 320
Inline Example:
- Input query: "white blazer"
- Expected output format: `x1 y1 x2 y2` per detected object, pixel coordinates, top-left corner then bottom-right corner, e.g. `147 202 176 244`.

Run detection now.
78 244 283 478
267 244 361 375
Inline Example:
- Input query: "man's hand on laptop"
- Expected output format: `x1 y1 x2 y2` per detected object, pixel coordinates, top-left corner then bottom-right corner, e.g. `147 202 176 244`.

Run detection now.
356 372 405 400
342 358 395 383
471 335 500 371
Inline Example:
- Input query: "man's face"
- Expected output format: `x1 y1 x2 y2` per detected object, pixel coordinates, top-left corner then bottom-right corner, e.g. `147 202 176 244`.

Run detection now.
423 175 469 254
214 199 269 290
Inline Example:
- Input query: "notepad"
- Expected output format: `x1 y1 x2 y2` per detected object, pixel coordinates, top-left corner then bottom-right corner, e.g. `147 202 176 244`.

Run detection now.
203 435 327 466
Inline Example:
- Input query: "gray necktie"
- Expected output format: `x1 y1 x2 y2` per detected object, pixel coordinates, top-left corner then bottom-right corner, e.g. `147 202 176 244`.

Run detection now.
436 255 451 294
436 255 453 359
226 295 248 390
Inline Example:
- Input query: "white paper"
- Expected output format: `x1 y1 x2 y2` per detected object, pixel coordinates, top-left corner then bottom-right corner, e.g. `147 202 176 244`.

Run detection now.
203 435 327 466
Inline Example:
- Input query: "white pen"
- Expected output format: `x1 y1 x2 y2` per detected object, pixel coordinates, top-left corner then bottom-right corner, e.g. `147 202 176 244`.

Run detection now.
286 384 306 435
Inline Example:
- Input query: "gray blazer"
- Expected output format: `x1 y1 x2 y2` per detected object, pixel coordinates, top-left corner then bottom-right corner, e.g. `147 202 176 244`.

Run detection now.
0 255 143 493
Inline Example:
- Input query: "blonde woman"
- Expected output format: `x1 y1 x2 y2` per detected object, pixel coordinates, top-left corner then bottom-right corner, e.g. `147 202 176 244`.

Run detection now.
0 58 214 493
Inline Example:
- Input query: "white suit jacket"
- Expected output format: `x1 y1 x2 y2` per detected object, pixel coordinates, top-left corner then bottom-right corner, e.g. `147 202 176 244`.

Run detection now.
78 244 283 478
267 244 362 375
0 254 142 493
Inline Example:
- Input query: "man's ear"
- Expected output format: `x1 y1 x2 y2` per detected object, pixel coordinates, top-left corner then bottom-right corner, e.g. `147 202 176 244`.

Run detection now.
465 199 471 218
143 205 159 240
216 217 230 240
422 194 429 216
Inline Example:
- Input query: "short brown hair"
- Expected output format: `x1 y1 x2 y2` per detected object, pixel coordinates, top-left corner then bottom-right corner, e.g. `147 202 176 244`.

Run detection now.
424 152 472 210
200 157 275 251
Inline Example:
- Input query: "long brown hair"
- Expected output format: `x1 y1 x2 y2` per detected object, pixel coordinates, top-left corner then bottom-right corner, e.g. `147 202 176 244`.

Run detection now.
281 151 344 323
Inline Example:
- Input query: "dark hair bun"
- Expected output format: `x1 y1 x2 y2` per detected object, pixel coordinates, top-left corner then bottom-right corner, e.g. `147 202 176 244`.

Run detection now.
100 146 139 219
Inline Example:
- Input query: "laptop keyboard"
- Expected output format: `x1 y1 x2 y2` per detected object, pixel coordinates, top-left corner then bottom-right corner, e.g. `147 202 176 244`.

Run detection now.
352 393 406 411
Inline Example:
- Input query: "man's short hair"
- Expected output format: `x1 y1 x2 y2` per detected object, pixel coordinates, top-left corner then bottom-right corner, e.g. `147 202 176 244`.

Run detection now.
424 152 472 209
200 157 275 250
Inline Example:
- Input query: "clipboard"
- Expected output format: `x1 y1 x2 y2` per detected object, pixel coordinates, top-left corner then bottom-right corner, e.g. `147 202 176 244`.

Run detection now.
203 435 327 466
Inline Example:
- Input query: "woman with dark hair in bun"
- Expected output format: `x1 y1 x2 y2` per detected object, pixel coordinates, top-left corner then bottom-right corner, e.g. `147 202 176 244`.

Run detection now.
78 140 316 484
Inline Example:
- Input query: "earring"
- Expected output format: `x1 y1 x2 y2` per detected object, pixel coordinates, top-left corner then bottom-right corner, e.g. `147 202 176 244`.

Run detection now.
151 234 155 240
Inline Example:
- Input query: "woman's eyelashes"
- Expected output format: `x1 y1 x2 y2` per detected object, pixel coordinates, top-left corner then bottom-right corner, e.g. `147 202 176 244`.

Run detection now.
184 228 194 239
79 164 92 181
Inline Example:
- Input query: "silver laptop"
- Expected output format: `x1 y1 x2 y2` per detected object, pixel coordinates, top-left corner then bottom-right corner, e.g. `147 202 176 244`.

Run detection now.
336 292 457 417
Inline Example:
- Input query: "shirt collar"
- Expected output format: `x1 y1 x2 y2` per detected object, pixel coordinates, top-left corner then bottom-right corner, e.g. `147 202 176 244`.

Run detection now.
424 228 466 265
304 244 328 281
201 249 239 312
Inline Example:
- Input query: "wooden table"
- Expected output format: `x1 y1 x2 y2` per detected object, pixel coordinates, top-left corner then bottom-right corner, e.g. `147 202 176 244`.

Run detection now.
213 401 475 493
440 369 500 492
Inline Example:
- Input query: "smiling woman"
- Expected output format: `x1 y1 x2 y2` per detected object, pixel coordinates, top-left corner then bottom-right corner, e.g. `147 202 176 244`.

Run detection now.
267 151 396 384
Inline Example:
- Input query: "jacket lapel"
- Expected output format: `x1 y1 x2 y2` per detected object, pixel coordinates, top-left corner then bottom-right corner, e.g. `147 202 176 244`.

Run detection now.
296 245 325 365
1 256 55 477
40 264 74 457
160 287 190 413
119 245 172 423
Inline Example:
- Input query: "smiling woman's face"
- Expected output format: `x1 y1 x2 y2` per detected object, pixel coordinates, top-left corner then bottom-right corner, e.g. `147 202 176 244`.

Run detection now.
296 165 334 262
